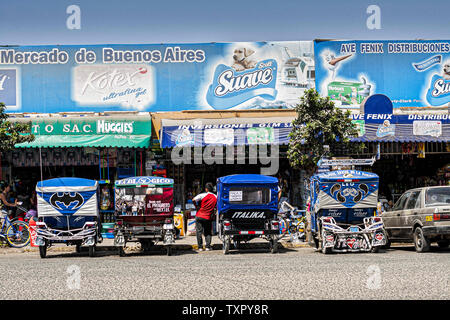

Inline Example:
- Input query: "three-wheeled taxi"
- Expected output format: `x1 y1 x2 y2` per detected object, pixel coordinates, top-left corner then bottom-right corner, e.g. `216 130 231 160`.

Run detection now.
309 170 387 253
114 176 175 256
35 178 101 258
216 174 280 254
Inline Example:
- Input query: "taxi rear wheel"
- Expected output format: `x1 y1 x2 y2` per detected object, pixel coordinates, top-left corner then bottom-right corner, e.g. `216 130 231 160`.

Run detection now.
223 237 230 255
269 239 278 253
39 245 47 259
89 245 96 257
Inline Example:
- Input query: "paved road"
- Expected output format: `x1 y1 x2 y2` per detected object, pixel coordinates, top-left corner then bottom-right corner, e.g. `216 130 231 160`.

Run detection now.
0 243 448 300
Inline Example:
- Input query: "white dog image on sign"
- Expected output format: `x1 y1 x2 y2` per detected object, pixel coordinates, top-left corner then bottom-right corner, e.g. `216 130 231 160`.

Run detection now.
443 62 450 80
232 47 257 71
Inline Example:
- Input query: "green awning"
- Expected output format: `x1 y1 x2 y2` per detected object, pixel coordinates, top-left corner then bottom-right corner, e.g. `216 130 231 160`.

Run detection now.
12 114 152 149
15 134 151 148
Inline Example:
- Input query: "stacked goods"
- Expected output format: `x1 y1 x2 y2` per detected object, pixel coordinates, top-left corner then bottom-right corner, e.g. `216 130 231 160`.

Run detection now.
101 223 115 239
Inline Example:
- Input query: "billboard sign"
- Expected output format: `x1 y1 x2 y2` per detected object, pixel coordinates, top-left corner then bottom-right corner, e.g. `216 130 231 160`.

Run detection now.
314 40 450 114
0 42 314 113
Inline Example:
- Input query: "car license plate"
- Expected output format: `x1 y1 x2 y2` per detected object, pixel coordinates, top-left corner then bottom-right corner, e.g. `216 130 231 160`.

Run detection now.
350 227 359 232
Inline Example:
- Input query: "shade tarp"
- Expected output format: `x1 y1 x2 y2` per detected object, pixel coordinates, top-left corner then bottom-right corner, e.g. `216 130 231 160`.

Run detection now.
15 134 151 148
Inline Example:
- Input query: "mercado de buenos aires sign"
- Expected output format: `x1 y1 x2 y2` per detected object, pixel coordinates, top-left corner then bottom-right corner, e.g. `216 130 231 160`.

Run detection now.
0 42 314 113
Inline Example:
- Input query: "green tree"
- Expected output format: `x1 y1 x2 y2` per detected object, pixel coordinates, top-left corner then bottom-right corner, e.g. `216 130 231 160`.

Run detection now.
0 102 34 152
287 89 362 173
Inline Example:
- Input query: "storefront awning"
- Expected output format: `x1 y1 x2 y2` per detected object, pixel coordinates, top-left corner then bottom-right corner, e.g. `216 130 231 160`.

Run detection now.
350 116 450 143
15 134 151 148
13 114 152 149
160 116 295 148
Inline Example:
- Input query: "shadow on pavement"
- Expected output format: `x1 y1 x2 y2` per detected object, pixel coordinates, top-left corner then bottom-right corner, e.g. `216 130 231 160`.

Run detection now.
388 243 450 253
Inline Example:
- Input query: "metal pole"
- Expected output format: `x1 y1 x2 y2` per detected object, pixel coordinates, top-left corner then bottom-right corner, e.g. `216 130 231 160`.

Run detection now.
98 149 101 180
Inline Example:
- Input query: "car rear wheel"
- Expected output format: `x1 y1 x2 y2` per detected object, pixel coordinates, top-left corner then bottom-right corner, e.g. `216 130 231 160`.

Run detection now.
413 227 430 252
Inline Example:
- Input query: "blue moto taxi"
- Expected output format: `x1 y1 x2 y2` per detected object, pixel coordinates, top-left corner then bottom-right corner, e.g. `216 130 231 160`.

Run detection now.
216 174 280 254
35 177 101 258
309 170 387 253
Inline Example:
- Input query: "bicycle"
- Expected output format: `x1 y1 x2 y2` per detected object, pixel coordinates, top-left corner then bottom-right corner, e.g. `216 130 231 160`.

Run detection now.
0 208 31 248
278 201 307 242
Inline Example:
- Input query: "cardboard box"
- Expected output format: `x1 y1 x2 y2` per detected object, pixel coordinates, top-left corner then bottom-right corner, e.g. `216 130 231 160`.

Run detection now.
174 213 185 236
327 81 364 105
187 218 196 236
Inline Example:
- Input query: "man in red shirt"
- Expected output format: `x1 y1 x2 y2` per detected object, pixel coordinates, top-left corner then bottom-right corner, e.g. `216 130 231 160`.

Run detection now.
193 182 217 251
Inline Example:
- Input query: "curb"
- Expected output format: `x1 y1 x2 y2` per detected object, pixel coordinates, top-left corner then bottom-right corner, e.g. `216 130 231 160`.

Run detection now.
1 240 311 255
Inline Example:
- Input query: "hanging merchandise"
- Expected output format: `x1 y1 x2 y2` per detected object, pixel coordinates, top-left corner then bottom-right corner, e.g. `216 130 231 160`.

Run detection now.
417 142 425 158
52 149 63 166
100 185 112 211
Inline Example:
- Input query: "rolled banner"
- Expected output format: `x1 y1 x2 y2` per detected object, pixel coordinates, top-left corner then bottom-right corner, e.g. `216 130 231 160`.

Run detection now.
412 55 442 72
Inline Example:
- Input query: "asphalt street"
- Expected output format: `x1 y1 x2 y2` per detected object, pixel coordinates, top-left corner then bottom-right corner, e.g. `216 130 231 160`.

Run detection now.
0 243 448 300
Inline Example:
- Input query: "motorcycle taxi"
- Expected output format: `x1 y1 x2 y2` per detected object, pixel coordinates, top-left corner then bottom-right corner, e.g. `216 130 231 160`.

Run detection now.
216 174 280 254
309 170 387 253
114 176 175 256
35 177 101 258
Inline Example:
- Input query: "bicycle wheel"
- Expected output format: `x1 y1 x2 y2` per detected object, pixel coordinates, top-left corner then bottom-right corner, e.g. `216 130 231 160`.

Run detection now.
6 221 30 248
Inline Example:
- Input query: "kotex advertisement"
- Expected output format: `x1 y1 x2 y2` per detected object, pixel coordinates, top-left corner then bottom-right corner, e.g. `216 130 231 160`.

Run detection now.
314 40 450 114
0 42 314 113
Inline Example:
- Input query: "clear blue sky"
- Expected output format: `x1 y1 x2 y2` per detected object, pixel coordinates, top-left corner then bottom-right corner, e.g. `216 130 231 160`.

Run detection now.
0 0 449 45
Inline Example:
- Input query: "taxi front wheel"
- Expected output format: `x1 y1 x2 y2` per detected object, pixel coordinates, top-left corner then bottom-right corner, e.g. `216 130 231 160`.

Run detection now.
414 227 430 253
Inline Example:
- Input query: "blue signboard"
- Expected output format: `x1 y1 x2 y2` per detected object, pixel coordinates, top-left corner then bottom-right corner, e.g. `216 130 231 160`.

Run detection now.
0 42 314 113
161 121 293 148
314 40 450 114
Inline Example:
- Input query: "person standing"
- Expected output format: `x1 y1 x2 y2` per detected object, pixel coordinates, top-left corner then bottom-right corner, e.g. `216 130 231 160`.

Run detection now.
0 184 18 217
192 182 217 251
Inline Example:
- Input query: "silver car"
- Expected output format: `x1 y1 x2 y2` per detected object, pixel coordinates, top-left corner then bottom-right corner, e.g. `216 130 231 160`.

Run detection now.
382 186 450 252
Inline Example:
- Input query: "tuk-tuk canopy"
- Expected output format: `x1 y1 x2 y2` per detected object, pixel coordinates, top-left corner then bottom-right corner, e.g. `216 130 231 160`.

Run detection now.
310 170 379 211
216 174 279 214
312 170 379 183
115 176 174 188
217 174 278 185
36 177 98 192
36 177 99 217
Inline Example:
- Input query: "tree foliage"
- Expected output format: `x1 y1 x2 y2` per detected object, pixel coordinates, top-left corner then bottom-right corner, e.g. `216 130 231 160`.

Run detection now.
0 102 34 152
287 89 362 172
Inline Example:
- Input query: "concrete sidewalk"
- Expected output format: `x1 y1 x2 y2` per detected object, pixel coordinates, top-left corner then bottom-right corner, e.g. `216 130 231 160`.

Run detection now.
0 234 309 255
